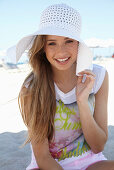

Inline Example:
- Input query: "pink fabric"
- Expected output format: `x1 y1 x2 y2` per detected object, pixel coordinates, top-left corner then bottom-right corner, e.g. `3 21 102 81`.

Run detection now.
26 148 107 170
58 151 107 170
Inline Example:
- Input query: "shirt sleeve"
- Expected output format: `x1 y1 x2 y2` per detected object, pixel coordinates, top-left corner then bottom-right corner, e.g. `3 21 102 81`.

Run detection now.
92 64 106 94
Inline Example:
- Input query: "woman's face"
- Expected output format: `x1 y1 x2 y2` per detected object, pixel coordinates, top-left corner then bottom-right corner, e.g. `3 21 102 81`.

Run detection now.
44 35 79 71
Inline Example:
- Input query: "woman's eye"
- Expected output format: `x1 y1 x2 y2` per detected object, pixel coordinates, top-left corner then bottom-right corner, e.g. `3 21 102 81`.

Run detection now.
66 40 73 43
47 40 73 46
48 42 56 46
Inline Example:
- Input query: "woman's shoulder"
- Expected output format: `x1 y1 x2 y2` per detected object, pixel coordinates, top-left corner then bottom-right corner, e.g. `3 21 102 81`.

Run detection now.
23 72 34 89
19 72 34 97
92 64 107 94
19 73 34 107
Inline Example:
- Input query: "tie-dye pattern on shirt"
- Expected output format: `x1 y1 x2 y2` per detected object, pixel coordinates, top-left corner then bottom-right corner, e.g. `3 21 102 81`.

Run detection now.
49 93 95 161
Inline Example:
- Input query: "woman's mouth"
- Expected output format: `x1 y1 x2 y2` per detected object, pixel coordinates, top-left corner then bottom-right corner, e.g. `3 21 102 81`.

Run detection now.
55 57 70 64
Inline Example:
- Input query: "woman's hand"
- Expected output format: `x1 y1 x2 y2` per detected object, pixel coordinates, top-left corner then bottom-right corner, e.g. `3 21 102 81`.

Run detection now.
76 70 96 102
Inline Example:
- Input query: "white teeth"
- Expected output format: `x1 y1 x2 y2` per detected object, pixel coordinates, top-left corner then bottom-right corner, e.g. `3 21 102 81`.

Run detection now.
56 57 69 62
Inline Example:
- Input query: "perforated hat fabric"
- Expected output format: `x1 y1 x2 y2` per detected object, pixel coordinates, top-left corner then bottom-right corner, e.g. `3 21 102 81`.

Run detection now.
9 3 93 75
39 3 81 37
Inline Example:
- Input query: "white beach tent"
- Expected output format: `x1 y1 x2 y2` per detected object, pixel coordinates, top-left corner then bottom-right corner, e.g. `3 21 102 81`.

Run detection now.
84 38 114 48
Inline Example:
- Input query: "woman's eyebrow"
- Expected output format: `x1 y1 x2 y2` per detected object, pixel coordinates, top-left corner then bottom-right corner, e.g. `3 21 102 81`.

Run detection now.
46 39 56 41
46 38 70 41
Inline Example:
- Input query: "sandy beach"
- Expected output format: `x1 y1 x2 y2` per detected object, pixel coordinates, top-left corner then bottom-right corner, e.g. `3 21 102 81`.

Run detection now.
0 58 114 170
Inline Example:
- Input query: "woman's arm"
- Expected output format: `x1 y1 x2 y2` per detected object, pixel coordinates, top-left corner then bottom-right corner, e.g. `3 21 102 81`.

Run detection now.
76 70 109 153
19 86 63 170
31 138 63 170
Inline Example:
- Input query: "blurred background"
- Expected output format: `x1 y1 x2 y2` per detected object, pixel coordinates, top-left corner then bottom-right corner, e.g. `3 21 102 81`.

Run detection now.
0 1 114 169
0 0 114 131
0 0 114 63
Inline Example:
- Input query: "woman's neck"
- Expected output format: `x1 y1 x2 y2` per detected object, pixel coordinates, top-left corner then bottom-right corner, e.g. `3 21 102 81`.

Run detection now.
52 63 77 92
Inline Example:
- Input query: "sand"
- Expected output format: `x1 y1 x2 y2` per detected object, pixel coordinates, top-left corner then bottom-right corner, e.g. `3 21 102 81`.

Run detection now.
0 58 114 170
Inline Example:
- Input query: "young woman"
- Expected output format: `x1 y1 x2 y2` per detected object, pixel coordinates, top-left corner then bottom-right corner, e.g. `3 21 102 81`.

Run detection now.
17 3 114 170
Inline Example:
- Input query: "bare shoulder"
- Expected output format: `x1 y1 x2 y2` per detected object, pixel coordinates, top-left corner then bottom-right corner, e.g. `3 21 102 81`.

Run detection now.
19 84 32 116
19 85 29 102
19 71 34 95
19 85 28 95
95 70 109 98
94 70 109 137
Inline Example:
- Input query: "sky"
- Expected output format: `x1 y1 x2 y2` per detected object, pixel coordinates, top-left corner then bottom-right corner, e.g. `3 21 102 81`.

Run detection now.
0 0 114 50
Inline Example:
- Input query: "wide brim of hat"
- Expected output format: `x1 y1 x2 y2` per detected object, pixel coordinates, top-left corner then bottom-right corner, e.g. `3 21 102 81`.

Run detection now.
15 26 93 75
16 26 83 61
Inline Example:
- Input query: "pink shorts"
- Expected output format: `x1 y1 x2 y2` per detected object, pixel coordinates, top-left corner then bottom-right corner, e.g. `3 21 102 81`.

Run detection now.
26 144 107 170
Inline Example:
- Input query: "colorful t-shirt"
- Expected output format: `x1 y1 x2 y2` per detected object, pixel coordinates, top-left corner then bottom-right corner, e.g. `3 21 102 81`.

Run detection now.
25 64 106 162
49 94 95 161
49 64 106 161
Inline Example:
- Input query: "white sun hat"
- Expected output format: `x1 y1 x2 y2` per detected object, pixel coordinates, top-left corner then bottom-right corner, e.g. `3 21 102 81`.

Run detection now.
8 3 93 75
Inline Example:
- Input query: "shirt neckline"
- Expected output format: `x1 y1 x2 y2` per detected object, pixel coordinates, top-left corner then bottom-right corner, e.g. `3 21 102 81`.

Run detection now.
54 82 76 97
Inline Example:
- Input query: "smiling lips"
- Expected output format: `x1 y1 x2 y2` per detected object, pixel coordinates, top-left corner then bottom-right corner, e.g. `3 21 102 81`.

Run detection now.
55 57 70 63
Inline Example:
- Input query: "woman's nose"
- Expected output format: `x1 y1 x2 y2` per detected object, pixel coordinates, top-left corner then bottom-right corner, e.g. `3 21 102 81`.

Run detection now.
56 44 66 54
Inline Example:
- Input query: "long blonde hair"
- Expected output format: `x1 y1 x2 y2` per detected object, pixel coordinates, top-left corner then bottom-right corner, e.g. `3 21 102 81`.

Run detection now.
18 35 56 145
